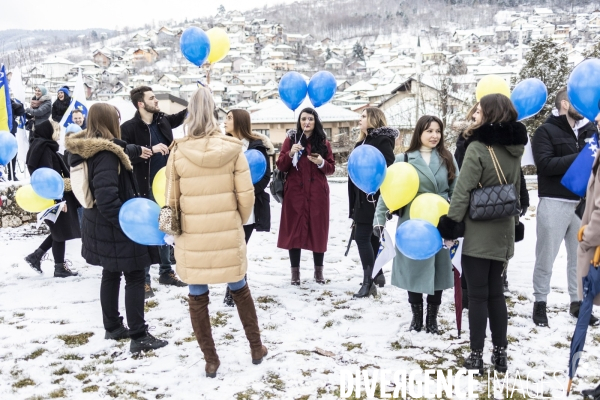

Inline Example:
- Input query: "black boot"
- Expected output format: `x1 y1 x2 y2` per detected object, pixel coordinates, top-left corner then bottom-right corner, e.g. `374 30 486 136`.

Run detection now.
130 329 168 353
25 248 46 274
463 349 484 375
105 317 130 340
54 261 78 278
353 267 376 298
374 271 385 287
409 303 423 332
425 303 440 334
491 346 508 372
223 287 235 307
533 301 548 327
570 301 600 326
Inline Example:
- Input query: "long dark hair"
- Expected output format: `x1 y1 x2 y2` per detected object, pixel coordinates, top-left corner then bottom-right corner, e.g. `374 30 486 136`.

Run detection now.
406 115 456 183
465 94 518 138
228 109 261 141
293 107 328 158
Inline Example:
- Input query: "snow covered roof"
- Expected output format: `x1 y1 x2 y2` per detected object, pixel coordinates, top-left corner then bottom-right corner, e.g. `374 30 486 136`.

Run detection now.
42 57 75 65
250 99 360 123
325 58 343 65
344 81 375 93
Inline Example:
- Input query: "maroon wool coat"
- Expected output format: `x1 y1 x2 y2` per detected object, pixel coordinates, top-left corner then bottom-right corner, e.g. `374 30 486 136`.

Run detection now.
276 133 335 253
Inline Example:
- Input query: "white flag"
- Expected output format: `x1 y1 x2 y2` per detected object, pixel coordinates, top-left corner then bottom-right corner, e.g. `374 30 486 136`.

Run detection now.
372 228 396 279
521 139 535 167
58 69 87 153
9 68 29 167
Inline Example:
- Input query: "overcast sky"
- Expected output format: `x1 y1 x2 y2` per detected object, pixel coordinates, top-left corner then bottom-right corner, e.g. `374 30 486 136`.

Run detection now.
1 0 288 31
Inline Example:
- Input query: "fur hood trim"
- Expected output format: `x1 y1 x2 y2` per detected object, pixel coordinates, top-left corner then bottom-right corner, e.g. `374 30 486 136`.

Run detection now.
32 95 52 103
253 132 275 155
368 126 399 139
465 121 528 148
286 129 298 139
65 131 133 171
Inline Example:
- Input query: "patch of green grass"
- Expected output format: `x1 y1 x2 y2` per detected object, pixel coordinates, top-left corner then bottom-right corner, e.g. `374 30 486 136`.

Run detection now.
75 373 88 381
182 333 196 342
324 320 334 328
301 369 312 377
553 342 569 349
517 294 528 302
13 312 25 317
344 314 362 321
12 378 35 388
321 290 333 297
52 367 71 376
210 311 231 327
333 299 349 309
323 369 333 375
144 300 159 312
50 320 69 325
25 348 46 360
61 354 83 360
265 372 285 391
131 350 157 359
507 335 518 344
235 388 259 400
264 323 278 330
51 378 63 385
224 333 234 340
57 332 94 346
48 388 67 398
256 295 278 304
295 396 311 400
82 385 99 393
296 350 311 356
342 342 362 351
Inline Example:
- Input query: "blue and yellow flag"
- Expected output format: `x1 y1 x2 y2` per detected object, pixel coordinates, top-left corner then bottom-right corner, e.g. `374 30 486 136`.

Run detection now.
0 64 13 132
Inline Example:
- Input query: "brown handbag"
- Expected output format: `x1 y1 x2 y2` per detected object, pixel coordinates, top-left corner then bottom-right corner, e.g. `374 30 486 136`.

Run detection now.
158 145 182 236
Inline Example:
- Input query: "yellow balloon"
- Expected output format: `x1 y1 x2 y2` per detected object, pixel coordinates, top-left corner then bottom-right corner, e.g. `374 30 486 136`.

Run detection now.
380 162 419 211
152 167 167 208
475 75 511 101
206 28 230 64
15 184 55 213
409 193 450 227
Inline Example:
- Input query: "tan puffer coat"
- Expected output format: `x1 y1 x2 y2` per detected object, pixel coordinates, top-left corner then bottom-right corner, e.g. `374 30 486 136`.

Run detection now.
165 134 254 284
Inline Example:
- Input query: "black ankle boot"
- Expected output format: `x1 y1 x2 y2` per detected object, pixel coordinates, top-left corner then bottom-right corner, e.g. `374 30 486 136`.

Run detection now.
491 346 508 372
463 349 484 375
409 303 423 332
54 261 78 278
374 272 385 287
353 267 376 298
425 303 440 334
25 248 46 274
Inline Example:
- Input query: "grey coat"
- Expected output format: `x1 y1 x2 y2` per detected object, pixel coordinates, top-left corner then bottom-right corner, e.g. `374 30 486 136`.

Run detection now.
374 150 458 295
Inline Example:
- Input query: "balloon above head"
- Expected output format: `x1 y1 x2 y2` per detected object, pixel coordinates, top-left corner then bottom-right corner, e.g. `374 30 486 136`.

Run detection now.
31 167 64 200
0 131 18 165
395 219 442 260
308 71 337 108
379 162 419 211
15 184 54 212
476 75 510 101
278 72 308 111
206 28 230 64
511 78 547 121
119 198 166 246
152 167 166 208
348 144 387 195
244 149 267 184
568 58 600 122
409 193 449 227
180 27 211 67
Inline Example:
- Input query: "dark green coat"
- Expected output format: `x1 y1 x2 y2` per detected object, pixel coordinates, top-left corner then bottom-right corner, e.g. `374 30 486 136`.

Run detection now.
374 149 458 295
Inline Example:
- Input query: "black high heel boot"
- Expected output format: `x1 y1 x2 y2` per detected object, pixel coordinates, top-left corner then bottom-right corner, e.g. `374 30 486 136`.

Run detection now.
425 303 440 334
463 349 484 375
353 267 377 298
491 346 507 372
409 303 423 332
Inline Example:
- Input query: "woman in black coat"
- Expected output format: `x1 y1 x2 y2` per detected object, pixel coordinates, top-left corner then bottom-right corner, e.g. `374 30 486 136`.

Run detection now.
51 86 71 122
24 120 80 277
65 103 167 353
348 107 398 298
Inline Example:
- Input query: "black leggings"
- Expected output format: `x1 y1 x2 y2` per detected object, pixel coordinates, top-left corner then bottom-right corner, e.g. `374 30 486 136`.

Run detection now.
354 223 380 270
408 290 443 305
100 268 146 337
39 235 65 264
462 254 508 350
289 248 324 268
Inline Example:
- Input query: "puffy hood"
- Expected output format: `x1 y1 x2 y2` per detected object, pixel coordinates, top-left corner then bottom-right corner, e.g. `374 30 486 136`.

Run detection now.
175 134 243 169
65 131 133 171
31 95 52 103
465 121 528 158
368 126 399 139
253 132 275 155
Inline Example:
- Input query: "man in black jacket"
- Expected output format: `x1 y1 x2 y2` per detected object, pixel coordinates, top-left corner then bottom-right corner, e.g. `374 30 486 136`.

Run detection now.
531 87 598 327
121 86 188 298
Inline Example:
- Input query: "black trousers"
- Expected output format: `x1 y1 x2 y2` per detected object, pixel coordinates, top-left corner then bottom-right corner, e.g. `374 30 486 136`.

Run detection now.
354 223 380 272
408 290 443 305
100 268 146 338
462 254 508 350
39 235 65 264
289 248 324 268
244 224 255 244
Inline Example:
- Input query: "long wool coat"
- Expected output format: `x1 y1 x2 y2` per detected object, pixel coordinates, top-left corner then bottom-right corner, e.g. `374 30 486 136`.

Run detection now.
374 150 457 295
276 130 335 253
166 134 254 285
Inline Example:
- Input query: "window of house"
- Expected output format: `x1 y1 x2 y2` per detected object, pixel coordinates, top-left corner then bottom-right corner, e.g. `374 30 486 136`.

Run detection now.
255 129 270 137
324 128 332 140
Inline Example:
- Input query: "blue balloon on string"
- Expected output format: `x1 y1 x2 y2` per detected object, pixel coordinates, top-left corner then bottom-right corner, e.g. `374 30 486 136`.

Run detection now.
0 131 18 165
278 72 307 111
180 27 210 67
511 78 547 121
308 71 337 107
396 219 442 260
119 198 166 246
348 144 386 195
31 167 64 199
244 149 267 185
568 58 600 122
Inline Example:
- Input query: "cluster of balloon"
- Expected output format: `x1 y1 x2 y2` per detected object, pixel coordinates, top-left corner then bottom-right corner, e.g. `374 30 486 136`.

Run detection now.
14 167 65 213
180 26 230 71
119 198 166 246
475 75 510 101
511 78 547 121
278 70 338 111
152 167 167 208
347 145 387 195
396 219 443 260
380 162 419 211
568 58 600 121
244 149 267 184
409 193 450 227
307 71 337 108
15 185 54 213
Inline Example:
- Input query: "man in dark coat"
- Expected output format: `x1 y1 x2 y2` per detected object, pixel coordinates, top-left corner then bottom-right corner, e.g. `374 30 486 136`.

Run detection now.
531 87 599 327
6 96 25 181
120 86 188 297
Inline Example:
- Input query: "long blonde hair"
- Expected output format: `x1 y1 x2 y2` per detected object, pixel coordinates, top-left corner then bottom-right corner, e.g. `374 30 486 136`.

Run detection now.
184 87 221 138
357 107 388 142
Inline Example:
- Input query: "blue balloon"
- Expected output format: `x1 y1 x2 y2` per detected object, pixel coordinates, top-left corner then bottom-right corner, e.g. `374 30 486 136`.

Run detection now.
31 167 64 199
511 78 547 121
348 144 386 195
180 27 210 67
278 72 307 111
0 131 18 166
244 149 267 185
395 219 443 261
568 59 600 122
308 71 337 108
119 198 166 246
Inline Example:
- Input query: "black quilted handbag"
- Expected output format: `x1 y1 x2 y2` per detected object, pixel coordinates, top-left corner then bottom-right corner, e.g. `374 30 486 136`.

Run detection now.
469 146 520 221
269 168 287 204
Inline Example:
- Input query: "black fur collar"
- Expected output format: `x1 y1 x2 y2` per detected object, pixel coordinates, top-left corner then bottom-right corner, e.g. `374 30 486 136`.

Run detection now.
465 121 528 148
368 126 399 139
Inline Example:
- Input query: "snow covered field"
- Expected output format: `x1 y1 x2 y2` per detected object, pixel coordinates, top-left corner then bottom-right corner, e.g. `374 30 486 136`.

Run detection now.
1 181 599 399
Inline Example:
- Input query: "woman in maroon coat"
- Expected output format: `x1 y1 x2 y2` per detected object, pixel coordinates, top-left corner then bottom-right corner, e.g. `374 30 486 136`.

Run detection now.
276 107 335 285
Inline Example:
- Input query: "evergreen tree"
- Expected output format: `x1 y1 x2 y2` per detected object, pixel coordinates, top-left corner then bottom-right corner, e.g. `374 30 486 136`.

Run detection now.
352 41 364 61
583 42 600 59
91 30 98 40
325 47 332 61
217 4 226 15
448 56 467 75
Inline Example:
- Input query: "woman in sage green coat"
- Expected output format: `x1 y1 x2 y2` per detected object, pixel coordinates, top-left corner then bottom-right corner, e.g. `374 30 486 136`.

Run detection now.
374 115 458 335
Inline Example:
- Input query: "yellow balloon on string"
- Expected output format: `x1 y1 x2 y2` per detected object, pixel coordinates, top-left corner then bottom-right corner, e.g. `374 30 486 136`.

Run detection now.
206 28 230 64
152 167 166 207
380 162 419 211
409 193 450 227
15 184 55 213
476 75 511 101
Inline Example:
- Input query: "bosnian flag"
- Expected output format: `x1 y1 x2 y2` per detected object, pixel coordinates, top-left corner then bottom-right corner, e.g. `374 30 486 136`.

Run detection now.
561 133 599 197
0 64 12 132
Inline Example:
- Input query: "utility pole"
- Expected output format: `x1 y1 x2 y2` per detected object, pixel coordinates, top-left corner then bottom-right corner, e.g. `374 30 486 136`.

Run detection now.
415 36 422 126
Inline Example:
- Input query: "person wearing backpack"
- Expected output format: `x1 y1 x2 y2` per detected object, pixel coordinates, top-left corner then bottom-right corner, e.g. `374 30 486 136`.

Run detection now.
65 103 168 353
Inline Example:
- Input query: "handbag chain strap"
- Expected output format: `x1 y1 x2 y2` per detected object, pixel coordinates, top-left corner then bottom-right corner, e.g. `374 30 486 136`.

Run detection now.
487 146 508 185
165 144 177 213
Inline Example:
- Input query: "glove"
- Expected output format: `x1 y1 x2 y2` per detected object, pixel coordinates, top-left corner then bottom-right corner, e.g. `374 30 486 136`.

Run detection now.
520 204 529 217
515 221 524 242
437 215 465 240
373 225 384 238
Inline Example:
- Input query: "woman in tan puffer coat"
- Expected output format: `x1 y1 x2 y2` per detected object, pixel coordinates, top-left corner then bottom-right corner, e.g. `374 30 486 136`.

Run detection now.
165 87 267 378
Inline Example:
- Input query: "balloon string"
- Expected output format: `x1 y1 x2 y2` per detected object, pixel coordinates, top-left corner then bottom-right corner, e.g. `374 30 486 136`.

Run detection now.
366 193 377 204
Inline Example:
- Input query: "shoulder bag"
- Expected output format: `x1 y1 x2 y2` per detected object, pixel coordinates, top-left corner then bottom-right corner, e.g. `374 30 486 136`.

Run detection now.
158 144 182 235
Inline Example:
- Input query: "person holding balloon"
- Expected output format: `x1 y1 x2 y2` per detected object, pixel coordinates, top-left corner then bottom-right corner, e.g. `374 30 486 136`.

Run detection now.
374 115 458 334
438 94 528 374
348 107 398 298
277 107 335 285
222 108 274 306
23 120 80 278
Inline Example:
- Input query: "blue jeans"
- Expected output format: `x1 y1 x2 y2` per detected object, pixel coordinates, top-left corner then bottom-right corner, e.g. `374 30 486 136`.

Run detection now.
189 277 246 296
145 245 174 284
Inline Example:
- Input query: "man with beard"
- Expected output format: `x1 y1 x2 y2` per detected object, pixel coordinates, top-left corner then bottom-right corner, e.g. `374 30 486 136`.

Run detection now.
121 86 188 299
531 87 599 327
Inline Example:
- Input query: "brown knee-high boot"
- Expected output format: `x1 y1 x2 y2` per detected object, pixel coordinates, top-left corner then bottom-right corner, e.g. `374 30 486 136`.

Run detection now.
189 292 220 377
230 283 268 364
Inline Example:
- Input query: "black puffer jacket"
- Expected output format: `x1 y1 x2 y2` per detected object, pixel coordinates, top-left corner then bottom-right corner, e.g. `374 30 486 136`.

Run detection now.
247 134 275 232
532 114 597 200
51 94 71 122
348 127 398 224
66 132 157 272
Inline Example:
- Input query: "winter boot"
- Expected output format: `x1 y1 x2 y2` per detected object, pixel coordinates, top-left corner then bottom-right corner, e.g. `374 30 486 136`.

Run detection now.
144 283 155 299
409 303 424 332
291 267 300 286
533 301 549 327
189 292 220 377
570 301 600 326
130 329 168 353
25 248 46 274
230 284 268 364
54 261 78 278
463 349 484 375
314 266 325 284
158 272 188 287
491 346 508 373
353 267 377 298
581 382 600 399
223 287 235 307
105 317 130 340
374 271 385 287
425 303 440 334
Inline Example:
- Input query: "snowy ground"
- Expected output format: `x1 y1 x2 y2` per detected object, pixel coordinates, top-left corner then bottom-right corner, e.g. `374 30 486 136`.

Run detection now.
1 182 599 399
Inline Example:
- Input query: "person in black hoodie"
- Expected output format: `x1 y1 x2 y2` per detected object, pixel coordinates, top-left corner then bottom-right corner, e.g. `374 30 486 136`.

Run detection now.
51 86 71 122
531 87 599 327
24 120 80 277
348 107 398 298
65 103 168 353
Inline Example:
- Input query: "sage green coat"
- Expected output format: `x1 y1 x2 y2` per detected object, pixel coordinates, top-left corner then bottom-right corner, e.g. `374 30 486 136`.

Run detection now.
373 150 458 295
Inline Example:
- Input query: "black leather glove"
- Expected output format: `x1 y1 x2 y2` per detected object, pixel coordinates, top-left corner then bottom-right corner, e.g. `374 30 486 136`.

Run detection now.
515 221 525 242
437 215 465 240
373 225 384 238
520 204 529 217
